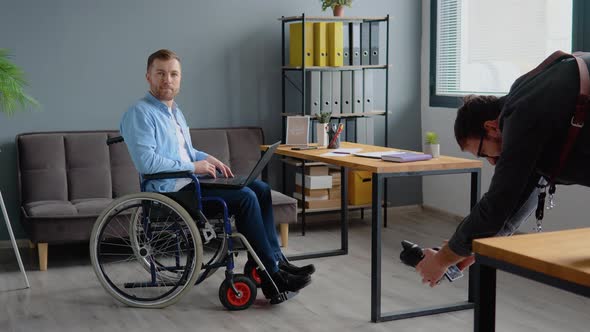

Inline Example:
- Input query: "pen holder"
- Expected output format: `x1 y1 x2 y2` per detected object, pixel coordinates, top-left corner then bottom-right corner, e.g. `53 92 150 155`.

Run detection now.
327 124 341 149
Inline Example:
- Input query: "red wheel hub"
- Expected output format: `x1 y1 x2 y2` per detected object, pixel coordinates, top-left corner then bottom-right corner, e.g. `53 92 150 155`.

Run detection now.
251 267 262 285
226 282 251 307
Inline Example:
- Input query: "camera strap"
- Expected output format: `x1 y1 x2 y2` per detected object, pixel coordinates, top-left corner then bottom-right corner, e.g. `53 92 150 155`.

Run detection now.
529 51 590 231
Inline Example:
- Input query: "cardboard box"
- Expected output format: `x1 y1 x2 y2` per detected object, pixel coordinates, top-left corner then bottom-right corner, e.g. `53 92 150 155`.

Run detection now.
293 192 329 201
305 166 330 176
298 199 341 209
347 170 372 205
294 185 329 197
329 186 341 200
295 174 333 189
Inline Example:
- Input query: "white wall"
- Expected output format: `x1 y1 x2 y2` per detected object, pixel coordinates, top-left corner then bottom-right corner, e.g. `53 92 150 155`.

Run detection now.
420 0 590 232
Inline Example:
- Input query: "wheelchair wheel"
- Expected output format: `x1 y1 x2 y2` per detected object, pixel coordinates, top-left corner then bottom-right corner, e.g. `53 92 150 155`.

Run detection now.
243 259 262 287
130 210 227 285
90 193 203 308
218 275 257 310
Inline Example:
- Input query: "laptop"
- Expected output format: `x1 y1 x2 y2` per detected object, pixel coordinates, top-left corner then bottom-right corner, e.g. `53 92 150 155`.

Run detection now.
199 141 280 189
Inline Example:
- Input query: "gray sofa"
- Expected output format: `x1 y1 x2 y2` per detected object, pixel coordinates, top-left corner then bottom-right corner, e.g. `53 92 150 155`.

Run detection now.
16 127 296 271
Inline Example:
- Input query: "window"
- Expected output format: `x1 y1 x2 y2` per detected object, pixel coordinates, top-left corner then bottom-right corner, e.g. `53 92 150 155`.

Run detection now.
430 0 576 107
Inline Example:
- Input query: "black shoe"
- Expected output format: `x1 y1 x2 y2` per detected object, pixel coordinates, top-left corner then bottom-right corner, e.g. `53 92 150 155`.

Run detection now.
279 260 316 276
260 269 311 304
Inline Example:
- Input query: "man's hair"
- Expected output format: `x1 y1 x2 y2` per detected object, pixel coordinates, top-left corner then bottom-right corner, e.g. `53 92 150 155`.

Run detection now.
147 49 180 71
454 95 504 148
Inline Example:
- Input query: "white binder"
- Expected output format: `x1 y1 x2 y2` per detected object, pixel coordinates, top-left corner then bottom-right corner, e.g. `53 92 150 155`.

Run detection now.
351 23 361 66
331 71 341 115
370 22 380 65
363 70 374 113
352 70 364 114
341 71 352 114
306 71 321 116
361 23 371 65
321 71 332 114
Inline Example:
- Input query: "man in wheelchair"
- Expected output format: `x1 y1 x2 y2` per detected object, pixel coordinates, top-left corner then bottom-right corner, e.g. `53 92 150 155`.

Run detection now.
120 49 313 304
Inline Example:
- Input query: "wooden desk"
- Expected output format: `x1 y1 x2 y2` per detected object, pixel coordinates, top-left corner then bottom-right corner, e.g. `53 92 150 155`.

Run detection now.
266 142 483 322
473 229 590 332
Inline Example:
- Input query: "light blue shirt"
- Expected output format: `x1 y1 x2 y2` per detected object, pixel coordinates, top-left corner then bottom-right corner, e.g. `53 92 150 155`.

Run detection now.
120 92 209 192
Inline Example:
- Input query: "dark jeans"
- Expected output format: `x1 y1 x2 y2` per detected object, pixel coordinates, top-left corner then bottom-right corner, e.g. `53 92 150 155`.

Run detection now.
165 179 282 273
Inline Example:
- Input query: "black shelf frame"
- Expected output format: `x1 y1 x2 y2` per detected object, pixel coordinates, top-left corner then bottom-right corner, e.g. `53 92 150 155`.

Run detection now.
280 13 391 236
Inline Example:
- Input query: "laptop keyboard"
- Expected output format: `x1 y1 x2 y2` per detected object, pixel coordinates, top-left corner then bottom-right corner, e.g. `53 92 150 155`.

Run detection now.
204 175 247 185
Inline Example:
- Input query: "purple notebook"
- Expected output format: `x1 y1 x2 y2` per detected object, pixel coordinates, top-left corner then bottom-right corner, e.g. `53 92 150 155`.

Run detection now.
381 152 432 163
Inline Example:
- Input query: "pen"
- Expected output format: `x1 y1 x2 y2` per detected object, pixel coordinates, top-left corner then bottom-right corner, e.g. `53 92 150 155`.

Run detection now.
332 151 351 154
328 123 344 148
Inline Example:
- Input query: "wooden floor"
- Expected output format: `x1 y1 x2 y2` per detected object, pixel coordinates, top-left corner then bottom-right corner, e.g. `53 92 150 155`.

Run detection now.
1 208 589 332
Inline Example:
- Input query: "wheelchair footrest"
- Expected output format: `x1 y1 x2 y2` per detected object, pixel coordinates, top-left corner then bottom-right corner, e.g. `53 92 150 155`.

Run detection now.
269 291 298 305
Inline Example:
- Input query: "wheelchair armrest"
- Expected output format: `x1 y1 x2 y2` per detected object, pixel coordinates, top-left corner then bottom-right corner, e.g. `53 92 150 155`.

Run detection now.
106 136 124 145
143 171 193 180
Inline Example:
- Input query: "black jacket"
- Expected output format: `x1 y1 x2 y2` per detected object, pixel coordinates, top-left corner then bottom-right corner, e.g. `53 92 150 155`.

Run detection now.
448 54 590 256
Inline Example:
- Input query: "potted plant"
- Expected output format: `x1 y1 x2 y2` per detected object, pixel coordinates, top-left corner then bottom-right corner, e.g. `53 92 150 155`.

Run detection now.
0 49 38 116
424 131 440 158
315 111 331 147
320 0 353 17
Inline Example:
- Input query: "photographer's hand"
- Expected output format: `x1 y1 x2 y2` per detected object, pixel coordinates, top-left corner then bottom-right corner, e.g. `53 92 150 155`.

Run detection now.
416 244 463 287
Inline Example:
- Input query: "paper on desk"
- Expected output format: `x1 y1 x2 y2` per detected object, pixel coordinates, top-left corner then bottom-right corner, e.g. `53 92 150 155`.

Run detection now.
321 148 363 157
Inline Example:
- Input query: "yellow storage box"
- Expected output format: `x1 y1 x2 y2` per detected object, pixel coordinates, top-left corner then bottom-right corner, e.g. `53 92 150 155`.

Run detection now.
347 170 372 205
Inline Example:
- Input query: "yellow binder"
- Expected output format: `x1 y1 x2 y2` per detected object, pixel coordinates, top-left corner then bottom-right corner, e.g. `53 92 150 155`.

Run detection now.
327 22 344 67
314 22 327 67
290 23 314 67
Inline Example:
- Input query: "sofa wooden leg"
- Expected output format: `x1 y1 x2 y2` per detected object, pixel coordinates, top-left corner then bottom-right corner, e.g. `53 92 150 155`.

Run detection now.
38 243 48 271
29 240 36 249
279 224 289 248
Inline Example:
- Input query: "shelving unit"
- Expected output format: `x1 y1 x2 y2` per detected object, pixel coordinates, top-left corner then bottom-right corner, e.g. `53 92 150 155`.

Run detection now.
279 14 390 234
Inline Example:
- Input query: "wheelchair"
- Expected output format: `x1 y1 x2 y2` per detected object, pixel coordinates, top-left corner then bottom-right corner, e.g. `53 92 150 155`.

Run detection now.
89 136 284 310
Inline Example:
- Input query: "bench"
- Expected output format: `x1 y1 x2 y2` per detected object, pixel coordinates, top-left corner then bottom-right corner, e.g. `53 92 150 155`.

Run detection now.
16 127 296 271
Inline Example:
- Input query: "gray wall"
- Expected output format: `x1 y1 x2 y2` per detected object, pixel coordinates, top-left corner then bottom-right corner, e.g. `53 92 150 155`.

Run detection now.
0 0 423 240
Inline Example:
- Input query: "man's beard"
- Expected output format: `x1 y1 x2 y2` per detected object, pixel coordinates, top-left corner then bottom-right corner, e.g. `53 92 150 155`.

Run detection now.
152 87 177 101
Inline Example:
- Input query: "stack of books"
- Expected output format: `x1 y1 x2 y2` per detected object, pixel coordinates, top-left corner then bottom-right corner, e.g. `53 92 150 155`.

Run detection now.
381 152 432 163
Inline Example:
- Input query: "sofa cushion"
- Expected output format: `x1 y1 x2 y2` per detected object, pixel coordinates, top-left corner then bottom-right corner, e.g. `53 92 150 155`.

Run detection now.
23 201 77 217
189 127 264 176
271 190 297 225
18 134 68 203
108 132 140 197
71 198 114 215
65 133 112 200
23 198 114 218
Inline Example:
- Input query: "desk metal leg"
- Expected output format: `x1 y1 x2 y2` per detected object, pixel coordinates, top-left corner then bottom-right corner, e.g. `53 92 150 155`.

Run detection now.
473 262 496 332
371 173 383 322
301 159 306 236
341 167 349 254
372 170 479 322
0 191 30 289
287 166 349 261
468 169 481 302
384 178 388 228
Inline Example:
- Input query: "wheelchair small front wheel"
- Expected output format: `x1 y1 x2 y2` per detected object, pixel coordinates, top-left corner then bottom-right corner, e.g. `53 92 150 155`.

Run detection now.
219 275 257 310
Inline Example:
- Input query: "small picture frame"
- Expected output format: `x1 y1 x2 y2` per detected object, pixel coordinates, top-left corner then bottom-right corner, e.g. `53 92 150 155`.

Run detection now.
285 116 310 146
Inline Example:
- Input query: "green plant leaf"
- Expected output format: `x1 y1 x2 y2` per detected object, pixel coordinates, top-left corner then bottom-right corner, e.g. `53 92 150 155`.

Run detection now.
425 131 439 145
320 0 352 10
0 49 39 116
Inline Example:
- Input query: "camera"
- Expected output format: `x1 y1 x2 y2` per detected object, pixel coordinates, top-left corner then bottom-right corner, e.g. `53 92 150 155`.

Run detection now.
399 240 463 282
